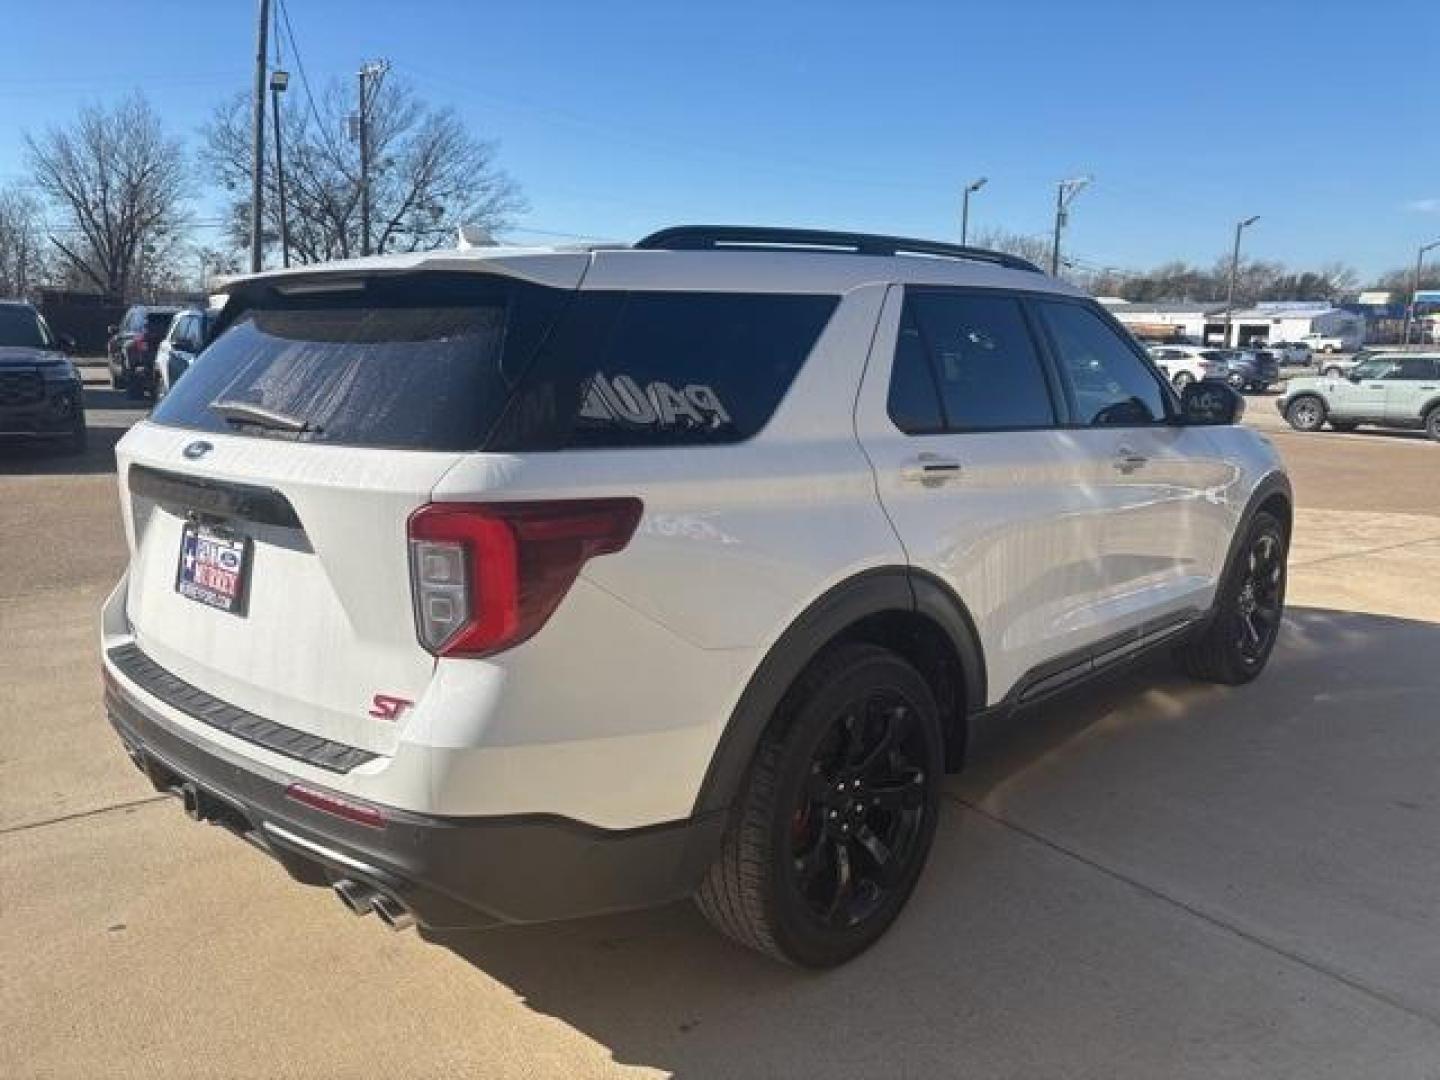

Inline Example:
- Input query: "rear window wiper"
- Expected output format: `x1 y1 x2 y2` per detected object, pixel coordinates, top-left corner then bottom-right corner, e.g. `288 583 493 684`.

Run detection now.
209 399 322 434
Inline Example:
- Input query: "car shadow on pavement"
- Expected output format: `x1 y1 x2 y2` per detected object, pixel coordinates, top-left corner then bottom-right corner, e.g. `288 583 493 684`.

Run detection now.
426 605 1440 1078
0 383 145 477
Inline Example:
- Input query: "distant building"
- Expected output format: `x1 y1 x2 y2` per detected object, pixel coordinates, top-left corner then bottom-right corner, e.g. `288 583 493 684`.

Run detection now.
1105 299 1364 348
1105 301 1227 344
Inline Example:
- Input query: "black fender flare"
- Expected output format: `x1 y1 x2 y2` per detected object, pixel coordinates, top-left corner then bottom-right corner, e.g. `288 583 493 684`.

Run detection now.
690 567 987 817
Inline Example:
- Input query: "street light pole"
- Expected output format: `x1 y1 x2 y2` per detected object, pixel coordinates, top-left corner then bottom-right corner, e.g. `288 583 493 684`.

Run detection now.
356 59 390 257
961 176 987 246
270 69 291 268
1050 175 1091 276
248 0 271 273
1224 215 1260 347
1403 239 1440 346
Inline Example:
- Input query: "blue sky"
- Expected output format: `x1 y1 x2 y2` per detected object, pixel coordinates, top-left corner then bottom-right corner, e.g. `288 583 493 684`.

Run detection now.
2 0 1437 280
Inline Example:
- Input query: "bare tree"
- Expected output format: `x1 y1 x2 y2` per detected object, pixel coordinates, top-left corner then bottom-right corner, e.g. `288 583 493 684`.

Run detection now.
0 185 48 297
969 227 1053 271
201 75 524 264
24 93 189 301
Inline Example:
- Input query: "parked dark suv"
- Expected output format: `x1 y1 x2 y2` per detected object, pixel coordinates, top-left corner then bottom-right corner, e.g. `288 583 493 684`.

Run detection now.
0 300 86 453
108 305 182 400
1209 348 1279 393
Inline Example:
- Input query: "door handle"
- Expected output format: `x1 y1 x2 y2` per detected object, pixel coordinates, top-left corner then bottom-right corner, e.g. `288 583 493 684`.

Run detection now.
900 453 963 485
1113 446 1148 473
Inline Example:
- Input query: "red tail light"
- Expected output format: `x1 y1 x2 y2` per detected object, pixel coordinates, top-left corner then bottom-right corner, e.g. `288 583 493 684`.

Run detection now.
407 499 643 658
285 783 386 828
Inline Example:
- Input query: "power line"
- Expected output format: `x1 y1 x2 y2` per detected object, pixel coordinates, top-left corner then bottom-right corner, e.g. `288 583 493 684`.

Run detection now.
277 0 327 137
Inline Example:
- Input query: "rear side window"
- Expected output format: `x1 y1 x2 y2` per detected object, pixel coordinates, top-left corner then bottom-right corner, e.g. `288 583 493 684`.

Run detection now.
887 290 1056 433
151 274 568 451
147 312 178 336
1386 357 1439 380
1037 301 1169 426
489 291 838 449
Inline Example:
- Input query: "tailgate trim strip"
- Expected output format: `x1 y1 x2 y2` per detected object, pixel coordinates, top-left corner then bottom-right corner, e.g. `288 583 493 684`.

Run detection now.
129 464 303 530
106 642 378 774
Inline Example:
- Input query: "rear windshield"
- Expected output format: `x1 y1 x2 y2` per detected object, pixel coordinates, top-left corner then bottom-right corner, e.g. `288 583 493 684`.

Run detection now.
151 275 565 451
152 274 838 452
0 306 50 348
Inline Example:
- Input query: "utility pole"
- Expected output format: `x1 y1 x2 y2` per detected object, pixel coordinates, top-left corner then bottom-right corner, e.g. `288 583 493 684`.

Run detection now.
1050 176 1091 276
270 69 291 267
249 0 270 273
356 59 390 257
1402 239 1439 346
1224 216 1260 347
961 177 987 246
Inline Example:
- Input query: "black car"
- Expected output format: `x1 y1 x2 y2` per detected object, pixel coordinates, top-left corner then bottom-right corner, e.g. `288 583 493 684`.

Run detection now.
0 300 86 454
108 304 183 400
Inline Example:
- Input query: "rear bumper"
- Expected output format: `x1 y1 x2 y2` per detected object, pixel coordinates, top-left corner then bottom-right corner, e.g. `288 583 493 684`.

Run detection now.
0 386 83 435
104 666 725 930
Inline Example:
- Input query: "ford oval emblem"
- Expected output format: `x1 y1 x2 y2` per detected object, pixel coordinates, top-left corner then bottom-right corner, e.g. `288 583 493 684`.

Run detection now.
182 440 214 461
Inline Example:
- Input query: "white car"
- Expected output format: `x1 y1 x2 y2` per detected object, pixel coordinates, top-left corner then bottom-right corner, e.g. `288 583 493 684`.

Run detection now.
101 225 1291 967
1148 344 1224 389
1300 333 1355 354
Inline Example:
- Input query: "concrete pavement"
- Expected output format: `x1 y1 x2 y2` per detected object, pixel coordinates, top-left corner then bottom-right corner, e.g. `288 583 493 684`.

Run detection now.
2 375 1438 1078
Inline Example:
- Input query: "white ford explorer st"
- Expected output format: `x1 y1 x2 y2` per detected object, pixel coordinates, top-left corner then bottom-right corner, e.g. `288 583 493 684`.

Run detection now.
101 226 1292 966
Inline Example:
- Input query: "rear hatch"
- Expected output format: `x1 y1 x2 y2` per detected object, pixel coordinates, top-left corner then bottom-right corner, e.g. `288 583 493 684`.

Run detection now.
115 263 585 758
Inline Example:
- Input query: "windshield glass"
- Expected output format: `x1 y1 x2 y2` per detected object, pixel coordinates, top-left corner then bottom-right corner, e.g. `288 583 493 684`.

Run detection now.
150 274 569 451
0 306 53 349
1350 359 1396 380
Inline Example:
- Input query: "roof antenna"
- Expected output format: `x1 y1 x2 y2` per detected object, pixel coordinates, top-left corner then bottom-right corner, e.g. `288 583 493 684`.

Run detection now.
457 224 498 250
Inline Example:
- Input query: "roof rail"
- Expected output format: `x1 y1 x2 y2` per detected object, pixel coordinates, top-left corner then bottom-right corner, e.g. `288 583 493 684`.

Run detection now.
634 225 1044 274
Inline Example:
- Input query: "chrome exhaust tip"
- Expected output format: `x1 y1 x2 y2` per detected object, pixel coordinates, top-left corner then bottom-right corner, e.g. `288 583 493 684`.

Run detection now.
372 895 416 932
332 878 381 917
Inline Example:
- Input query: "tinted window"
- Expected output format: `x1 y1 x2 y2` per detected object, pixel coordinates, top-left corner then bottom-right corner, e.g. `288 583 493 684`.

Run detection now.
152 274 569 451
1038 301 1168 426
489 291 838 449
0 305 48 348
886 307 945 433
147 311 179 336
890 290 1055 432
1385 358 1438 380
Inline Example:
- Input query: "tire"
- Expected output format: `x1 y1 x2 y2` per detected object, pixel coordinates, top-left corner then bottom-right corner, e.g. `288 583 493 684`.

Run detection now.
1177 510 1287 685
1329 420 1358 432
1226 372 1246 391
694 643 944 967
1284 395 1326 432
1172 371 1194 391
1426 406 1440 443
110 366 126 390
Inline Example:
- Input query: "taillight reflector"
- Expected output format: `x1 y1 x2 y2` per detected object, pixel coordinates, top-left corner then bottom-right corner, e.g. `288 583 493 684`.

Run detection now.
285 783 387 829
407 499 643 658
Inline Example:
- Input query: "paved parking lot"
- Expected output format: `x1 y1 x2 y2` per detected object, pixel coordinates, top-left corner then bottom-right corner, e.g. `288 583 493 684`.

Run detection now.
2 374 1438 1078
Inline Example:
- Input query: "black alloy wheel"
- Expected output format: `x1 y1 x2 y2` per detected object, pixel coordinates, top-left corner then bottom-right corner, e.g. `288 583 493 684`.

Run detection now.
1233 528 1285 667
787 689 930 931
695 644 943 967
1178 510 1288 685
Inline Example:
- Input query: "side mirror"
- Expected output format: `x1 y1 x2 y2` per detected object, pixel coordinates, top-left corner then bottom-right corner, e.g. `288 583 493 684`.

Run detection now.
1347 373 1362 384
1179 381 1244 425
58 334 77 352
106 325 118 336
